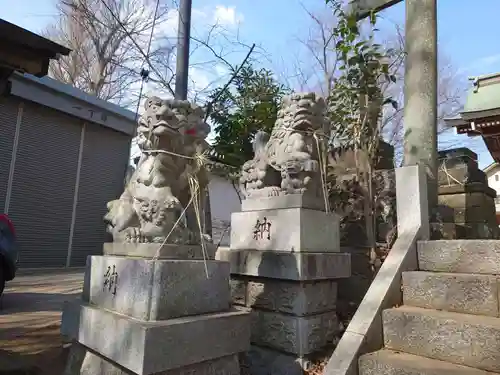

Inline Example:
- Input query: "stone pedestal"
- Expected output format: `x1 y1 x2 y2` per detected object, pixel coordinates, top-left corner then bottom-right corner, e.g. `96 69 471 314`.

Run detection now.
435 148 498 239
61 243 251 375
218 197 351 375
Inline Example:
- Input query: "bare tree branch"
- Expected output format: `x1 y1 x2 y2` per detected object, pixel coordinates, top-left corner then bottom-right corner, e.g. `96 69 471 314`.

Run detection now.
287 5 468 166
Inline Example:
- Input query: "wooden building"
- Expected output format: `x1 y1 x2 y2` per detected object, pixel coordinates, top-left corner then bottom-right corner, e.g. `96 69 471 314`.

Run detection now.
445 72 500 162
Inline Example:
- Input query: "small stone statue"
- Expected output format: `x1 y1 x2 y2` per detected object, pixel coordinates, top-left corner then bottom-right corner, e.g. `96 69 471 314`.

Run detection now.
239 92 329 199
104 96 210 244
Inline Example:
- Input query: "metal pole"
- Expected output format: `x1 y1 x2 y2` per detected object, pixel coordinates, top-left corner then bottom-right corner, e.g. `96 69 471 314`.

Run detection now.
174 0 192 100
403 0 438 213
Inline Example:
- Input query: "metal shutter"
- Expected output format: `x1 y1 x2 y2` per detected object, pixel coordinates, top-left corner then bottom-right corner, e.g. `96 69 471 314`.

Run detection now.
8 101 80 268
70 122 130 266
0 96 19 211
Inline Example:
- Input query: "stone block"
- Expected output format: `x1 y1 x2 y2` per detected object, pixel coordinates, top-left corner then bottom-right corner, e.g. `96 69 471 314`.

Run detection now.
241 194 325 212
87 256 231 320
230 277 337 316
418 240 500 274
430 222 498 240
218 248 351 281
437 147 478 165
250 310 338 356
438 166 486 186
438 182 496 198
63 303 250 375
460 222 498 239
438 192 496 223
402 271 499 317
383 306 500 372
437 148 484 186
103 243 217 260
240 345 310 375
65 344 241 375
230 208 340 252
359 349 493 375
395 165 429 238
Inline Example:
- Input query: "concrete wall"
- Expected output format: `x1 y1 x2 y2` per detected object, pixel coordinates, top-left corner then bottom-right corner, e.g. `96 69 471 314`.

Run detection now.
208 175 241 246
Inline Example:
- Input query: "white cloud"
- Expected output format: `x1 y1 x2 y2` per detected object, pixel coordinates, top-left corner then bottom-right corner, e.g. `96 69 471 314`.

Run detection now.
155 8 209 39
213 5 244 27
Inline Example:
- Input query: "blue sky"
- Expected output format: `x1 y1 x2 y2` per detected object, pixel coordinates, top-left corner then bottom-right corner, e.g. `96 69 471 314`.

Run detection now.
3 0 500 167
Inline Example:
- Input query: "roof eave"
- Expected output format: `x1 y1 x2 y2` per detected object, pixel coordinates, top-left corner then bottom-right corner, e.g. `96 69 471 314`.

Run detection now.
443 116 468 128
0 19 71 57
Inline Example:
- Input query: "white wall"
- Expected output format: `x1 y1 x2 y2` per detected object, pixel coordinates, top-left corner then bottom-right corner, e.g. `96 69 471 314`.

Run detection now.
487 168 500 213
208 174 242 246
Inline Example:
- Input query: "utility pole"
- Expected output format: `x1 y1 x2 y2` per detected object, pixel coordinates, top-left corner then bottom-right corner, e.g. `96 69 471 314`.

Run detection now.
174 0 192 100
173 0 213 237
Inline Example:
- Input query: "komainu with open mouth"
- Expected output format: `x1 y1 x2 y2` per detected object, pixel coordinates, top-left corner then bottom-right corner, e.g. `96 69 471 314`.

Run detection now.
104 96 210 244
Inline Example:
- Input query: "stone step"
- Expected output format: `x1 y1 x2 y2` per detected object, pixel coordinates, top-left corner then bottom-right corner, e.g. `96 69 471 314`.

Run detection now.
418 240 500 274
359 349 499 375
402 271 500 317
383 306 500 373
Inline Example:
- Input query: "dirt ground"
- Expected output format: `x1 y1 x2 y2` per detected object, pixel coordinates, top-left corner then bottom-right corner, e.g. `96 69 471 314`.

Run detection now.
0 270 84 374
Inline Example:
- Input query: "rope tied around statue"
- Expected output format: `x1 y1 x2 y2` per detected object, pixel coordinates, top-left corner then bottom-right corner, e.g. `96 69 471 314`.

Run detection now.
237 92 332 213
438 151 479 187
103 97 213 277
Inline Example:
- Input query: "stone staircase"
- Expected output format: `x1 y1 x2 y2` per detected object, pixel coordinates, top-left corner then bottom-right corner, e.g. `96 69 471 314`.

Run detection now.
359 239 500 375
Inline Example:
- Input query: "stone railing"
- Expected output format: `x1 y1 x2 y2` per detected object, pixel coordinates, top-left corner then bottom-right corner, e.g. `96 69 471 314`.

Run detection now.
323 165 430 375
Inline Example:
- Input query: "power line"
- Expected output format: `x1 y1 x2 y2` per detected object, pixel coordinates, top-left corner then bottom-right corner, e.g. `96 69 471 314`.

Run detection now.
98 0 175 96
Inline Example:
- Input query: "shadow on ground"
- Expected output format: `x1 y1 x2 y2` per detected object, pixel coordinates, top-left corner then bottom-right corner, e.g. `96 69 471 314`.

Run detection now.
0 271 83 375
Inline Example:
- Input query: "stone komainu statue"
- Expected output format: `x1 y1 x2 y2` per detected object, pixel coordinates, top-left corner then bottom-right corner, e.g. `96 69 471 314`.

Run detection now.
239 92 329 200
104 96 210 244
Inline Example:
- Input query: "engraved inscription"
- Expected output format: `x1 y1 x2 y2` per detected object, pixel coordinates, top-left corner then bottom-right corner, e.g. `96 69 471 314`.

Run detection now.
253 217 271 240
103 264 118 295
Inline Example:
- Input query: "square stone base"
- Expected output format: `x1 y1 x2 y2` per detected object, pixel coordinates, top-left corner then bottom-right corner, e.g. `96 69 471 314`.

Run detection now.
217 248 351 281
230 207 340 252
65 344 241 375
250 310 338 356
61 302 250 375
231 276 337 316
86 256 231 320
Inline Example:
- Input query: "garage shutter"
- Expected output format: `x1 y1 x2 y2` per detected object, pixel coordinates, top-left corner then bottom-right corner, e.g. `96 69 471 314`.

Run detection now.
0 96 19 211
70 121 130 266
8 101 81 268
